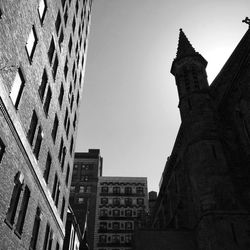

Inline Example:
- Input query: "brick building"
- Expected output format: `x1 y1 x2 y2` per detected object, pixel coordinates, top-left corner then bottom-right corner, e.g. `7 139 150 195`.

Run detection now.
94 176 148 250
150 23 250 249
63 206 82 250
70 150 103 250
0 0 92 249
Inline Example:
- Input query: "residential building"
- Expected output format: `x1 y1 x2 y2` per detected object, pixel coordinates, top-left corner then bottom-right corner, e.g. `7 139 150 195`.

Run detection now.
0 0 92 249
94 176 148 250
70 149 103 250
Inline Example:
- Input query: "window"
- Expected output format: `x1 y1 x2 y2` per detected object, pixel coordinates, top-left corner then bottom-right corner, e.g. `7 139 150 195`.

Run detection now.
137 209 144 217
52 53 58 80
68 36 72 55
70 94 74 111
113 187 120 194
125 235 132 243
27 110 38 146
10 68 25 109
48 37 55 65
38 0 47 23
125 210 132 217
66 118 70 137
0 137 5 163
75 43 78 56
70 186 75 193
51 114 59 143
64 108 69 129
137 198 144 206
73 112 77 129
112 235 120 243
100 222 107 230
125 198 132 206
33 126 43 159
79 72 82 87
0 8 2 19
43 86 52 116
72 62 76 79
29 207 41 250
100 209 108 217
79 186 84 193
27 111 43 159
113 209 120 217
64 6 68 25
86 186 91 193
101 198 108 205
72 16 76 34
43 224 50 250
58 83 64 108
125 187 132 194
112 222 119 230
47 228 53 250
65 164 70 186
76 91 80 106
15 186 30 236
52 174 58 200
39 69 48 101
68 83 72 101
125 222 132 230
136 187 144 194
58 138 64 162
78 197 84 204
59 29 64 50
81 54 85 68
43 152 51 183
82 176 88 181
61 147 66 170
55 11 61 35
113 198 120 206
101 187 108 194
64 57 68 79
70 136 74 155
60 197 65 221
55 182 60 207
99 235 107 243
5 172 24 226
26 26 38 62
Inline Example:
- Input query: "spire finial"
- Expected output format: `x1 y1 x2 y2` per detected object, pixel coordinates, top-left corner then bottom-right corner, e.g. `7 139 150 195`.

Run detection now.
176 29 196 59
242 17 250 27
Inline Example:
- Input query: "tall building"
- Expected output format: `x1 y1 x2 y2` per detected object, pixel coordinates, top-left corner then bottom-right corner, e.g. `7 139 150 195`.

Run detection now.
70 150 103 250
94 176 148 250
150 23 250 249
0 0 92 249
63 206 82 250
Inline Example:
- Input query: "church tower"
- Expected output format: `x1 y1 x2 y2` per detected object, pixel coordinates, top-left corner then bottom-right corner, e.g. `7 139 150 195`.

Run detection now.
171 29 209 121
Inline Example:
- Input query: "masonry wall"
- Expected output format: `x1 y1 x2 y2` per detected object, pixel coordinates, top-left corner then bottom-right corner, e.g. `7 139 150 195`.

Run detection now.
0 0 92 248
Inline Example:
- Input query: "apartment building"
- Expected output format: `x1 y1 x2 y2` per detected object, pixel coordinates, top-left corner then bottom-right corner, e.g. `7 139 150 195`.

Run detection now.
94 177 148 250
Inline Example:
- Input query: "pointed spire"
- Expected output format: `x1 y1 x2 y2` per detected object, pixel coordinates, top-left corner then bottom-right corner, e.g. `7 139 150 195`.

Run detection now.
176 29 196 59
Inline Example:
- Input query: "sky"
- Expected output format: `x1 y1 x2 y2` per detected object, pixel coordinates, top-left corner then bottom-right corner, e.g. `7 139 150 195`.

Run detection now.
76 0 250 192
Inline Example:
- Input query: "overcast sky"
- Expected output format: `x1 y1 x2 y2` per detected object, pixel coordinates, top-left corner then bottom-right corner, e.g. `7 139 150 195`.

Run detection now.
76 0 250 192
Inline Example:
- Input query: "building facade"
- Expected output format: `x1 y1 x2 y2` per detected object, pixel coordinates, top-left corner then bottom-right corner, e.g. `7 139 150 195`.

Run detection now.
63 206 82 250
150 24 250 249
94 177 148 250
0 0 92 249
70 150 103 250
